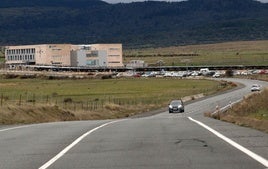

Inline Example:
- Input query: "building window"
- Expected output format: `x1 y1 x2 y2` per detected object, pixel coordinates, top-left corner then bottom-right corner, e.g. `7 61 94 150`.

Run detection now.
86 51 98 57
86 60 98 66
86 54 93 57
108 61 120 64
109 48 120 51
52 55 62 58
109 55 120 57
82 46 91 50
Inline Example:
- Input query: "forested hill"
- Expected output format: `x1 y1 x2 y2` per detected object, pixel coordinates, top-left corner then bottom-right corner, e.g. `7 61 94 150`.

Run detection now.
0 0 268 48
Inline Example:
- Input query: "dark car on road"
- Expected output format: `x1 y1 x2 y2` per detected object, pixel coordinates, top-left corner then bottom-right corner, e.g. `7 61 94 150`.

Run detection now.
169 100 184 113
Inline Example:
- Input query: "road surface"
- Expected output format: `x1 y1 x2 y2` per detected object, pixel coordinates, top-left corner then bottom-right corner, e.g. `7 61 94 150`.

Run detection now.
0 78 267 169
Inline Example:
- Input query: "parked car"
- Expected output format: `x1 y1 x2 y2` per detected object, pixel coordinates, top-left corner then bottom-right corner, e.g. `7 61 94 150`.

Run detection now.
212 73 220 78
168 100 184 113
251 84 261 92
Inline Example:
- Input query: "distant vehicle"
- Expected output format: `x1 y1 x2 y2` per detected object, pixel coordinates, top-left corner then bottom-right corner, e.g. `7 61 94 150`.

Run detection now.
168 100 184 113
133 73 141 78
213 73 220 78
251 84 261 92
200 68 210 75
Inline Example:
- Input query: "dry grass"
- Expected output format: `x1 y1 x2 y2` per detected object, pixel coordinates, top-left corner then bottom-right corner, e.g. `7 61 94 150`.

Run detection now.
0 102 162 124
0 104 77 124
219 89 268 133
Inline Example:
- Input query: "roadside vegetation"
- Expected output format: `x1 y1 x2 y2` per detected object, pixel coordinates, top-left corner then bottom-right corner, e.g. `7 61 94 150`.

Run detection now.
205 74 268 133
124 41 268 66
220 88 268 133
247 74 268 82
0 77 232 124
0 46 4 63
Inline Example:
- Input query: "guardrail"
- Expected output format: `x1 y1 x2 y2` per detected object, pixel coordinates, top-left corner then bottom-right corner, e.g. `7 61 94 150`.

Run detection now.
211 99 243 119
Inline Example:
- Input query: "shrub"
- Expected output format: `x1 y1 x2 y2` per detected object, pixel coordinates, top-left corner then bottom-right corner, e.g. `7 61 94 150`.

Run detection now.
4 74 18 79
225 69 234 77
63 98 73 103
101 75 112 79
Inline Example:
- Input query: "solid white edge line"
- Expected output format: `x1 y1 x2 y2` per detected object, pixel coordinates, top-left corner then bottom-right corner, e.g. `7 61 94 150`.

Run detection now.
0 125 32 132
39 119 126 169
188 117 268 168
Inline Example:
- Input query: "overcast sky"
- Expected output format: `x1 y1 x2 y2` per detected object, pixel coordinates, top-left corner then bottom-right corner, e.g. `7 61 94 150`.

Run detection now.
102 0 268 4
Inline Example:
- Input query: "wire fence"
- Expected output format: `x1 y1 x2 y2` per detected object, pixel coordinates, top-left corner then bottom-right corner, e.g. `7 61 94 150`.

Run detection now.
0 93 165 112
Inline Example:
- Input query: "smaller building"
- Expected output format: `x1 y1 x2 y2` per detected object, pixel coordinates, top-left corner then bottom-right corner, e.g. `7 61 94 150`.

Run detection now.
71 44 123 67
126 60 147 68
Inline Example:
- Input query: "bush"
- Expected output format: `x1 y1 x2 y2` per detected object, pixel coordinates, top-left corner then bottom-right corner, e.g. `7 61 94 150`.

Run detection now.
101 75 112 79
225 69 234 77
4 74 18 79
63 98 73 103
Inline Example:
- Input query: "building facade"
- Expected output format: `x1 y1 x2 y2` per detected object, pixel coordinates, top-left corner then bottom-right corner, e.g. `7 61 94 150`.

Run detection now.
5 44 123 68
70 44 123 67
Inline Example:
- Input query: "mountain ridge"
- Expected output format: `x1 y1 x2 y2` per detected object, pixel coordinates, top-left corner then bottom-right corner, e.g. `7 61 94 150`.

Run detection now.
0 0 267 48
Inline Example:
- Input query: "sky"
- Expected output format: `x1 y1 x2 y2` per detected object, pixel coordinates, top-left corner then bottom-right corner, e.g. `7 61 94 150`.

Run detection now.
102 0 268 4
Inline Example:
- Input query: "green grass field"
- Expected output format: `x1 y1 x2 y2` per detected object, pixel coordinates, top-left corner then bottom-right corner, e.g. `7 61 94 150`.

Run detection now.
0 77 231 124
124 40 268 66
0 78 223 106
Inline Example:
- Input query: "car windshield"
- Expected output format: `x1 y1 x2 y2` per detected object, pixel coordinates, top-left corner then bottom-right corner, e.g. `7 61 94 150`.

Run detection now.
252 84 260 87
171 100 182 106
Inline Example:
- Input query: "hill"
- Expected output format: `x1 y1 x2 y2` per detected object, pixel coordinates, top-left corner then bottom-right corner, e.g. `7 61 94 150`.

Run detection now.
0 0 268 48
124 40 268 66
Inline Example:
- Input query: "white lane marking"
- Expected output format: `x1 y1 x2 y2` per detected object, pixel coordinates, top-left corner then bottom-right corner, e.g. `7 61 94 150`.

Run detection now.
188 117 268 168
39 119 126 169
0 125 32 132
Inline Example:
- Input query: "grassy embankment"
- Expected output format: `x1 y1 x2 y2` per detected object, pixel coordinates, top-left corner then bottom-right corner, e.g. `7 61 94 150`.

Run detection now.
220 88 268 133
124 40 268 66
205 74 268 133
0 77 232 124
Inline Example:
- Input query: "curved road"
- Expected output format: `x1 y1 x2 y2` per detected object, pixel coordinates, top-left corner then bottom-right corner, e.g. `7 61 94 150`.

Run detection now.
0 78 267 169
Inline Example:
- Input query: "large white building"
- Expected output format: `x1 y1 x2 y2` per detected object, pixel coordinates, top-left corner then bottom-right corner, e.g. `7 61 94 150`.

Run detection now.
5 44 123 68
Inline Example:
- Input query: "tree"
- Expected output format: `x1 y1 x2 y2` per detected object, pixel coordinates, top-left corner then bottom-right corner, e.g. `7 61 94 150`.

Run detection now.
225 69 234 77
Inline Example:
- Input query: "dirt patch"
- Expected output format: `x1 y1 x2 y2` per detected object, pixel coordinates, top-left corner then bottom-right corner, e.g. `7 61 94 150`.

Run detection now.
0 83 18 87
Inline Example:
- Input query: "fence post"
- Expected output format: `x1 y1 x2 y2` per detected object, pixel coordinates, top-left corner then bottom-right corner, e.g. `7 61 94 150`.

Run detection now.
19 94 22 106
1 94 3 107
46 95 49 104
33 94 35 106
73 102 76 111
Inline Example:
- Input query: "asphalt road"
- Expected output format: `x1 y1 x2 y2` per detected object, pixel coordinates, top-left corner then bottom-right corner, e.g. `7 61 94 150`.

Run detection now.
0 78 267 169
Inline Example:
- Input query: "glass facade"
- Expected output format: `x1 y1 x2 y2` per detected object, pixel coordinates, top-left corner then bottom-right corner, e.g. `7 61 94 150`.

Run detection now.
6 48 35 63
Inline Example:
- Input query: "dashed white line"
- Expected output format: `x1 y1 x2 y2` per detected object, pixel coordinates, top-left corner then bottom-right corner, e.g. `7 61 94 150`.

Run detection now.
38 119 126 169
188 117 268 168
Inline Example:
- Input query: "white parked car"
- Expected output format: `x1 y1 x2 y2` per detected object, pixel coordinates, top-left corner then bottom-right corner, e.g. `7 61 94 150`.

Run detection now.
251 84 261 92
213 73 220 78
